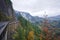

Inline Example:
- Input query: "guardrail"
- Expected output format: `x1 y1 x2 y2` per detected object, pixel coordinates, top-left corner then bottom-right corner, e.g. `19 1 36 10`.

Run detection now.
0 21 19 40
0 22 9 40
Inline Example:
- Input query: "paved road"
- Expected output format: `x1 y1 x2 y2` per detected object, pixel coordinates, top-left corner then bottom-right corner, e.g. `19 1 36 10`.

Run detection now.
0 22 9 35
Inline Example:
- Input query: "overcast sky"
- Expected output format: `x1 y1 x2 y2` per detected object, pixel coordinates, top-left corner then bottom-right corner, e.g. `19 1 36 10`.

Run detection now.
11 0 60 17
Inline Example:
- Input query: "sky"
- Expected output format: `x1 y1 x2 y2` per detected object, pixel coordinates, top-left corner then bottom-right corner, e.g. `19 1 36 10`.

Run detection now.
11 0 60 17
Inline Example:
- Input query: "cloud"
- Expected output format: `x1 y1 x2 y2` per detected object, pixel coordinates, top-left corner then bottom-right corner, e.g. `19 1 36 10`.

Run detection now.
11 0 60 17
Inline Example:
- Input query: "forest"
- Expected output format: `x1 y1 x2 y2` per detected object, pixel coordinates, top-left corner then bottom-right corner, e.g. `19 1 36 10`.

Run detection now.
12 14 60 40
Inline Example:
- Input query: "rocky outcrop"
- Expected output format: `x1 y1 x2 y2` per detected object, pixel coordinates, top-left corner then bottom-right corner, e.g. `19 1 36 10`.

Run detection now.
0 0 15 21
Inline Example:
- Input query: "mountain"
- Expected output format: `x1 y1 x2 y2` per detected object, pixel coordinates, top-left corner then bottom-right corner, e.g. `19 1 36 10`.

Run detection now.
47 15 60 28
13 11 41 40
15 11 60 27
14 11 60 40
15 11 43 25
49 15 60 21
20 12 35 23
15 11 21 17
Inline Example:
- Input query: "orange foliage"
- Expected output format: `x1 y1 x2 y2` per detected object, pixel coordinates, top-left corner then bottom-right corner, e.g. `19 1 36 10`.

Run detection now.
43 27 48 33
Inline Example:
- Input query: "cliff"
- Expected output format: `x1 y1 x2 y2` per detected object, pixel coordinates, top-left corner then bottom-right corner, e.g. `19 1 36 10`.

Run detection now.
0 0 15 21
0 0 19 40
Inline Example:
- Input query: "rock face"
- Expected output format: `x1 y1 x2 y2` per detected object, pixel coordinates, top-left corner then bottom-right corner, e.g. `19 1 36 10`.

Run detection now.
0 0 18 40
0 0 15 21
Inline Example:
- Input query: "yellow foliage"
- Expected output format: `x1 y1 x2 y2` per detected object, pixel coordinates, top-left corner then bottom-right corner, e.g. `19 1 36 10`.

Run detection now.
28 31 34 40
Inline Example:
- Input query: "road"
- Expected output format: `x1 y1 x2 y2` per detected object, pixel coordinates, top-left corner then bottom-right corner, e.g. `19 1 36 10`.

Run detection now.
0 22 9 35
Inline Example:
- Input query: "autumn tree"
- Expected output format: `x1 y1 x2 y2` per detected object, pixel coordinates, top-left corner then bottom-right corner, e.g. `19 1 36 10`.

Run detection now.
28 31 34 40
40 15 56 40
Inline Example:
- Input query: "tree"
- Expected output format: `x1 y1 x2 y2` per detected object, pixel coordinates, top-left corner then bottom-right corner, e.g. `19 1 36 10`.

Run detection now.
40 15 56 40
40 33 43 40
28 31 34 40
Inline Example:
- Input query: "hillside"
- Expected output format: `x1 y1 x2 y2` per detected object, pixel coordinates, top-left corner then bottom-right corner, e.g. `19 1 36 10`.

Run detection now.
12 14 41 40
13 11 60 40
15 11 60 28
